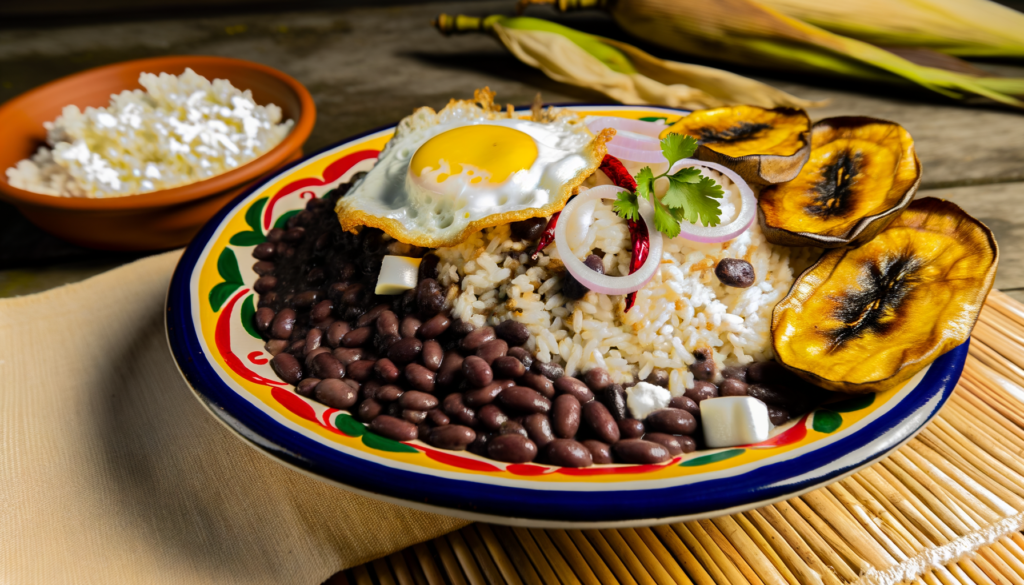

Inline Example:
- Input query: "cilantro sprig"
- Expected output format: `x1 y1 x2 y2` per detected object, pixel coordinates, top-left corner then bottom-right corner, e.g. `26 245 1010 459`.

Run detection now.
611 134 724 239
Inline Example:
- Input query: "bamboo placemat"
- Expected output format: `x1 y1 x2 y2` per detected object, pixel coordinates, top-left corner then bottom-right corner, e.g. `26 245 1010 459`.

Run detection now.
329 290 1024 585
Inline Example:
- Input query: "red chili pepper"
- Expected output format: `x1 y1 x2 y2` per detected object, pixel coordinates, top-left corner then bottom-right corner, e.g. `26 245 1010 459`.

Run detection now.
530 211 560 260
600 155 648 312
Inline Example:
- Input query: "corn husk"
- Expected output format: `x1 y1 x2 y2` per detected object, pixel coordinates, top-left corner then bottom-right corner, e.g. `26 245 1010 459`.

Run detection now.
524 0 1024 108
434 14 822 110
760 0 1024 58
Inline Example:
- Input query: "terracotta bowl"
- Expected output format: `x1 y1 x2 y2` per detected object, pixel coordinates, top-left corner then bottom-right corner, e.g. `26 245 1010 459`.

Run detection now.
0 55 315 250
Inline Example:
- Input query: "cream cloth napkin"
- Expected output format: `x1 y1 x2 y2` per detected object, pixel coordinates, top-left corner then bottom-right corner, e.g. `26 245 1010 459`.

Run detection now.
0 250 468 585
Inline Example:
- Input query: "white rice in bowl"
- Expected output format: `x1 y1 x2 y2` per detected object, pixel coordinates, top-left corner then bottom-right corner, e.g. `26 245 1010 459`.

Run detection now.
431 166 817 397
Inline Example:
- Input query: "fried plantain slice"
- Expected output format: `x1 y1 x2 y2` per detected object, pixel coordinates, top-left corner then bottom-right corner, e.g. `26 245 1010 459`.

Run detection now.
759 117 921 248
660 105 810 185
772 198 998 394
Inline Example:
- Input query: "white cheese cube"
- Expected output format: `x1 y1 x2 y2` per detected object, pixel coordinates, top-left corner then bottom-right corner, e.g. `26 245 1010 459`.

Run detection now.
700 396 771 448
375 256 422 295
626 381 672 420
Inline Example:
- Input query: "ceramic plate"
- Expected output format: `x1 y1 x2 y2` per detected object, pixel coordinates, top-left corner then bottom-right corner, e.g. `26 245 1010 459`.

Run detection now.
166 105 967 528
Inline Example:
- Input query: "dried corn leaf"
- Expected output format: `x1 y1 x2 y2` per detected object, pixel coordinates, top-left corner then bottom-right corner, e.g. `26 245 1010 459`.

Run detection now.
435 14 821 110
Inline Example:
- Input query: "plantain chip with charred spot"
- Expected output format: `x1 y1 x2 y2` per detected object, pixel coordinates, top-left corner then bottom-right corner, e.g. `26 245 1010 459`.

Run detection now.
759 117 921 249
772 198 997 394
660 105 810 185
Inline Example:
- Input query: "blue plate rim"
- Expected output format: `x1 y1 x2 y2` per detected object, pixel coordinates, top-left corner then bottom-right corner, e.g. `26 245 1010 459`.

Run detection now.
165 103 966 526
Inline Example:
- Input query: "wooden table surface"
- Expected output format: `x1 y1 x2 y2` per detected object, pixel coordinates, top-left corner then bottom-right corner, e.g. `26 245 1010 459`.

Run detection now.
1 1 1022 302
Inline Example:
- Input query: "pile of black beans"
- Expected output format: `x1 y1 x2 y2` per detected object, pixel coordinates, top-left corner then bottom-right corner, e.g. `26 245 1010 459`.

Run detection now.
250 181 822 467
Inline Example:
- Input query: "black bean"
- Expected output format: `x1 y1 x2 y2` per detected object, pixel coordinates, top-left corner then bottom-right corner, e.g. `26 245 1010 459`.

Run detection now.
374 333 400 356
495 320 530 346
499 386 551 414
257 292 278 308
464 382 505 408
416 279 445 317
370 415 418 441
271 352 302 384
296 377 320 398
720 378 749 397
552 394 582 438
275 242 291 259
668 395 700 416
747 384 792 408
470 433 494 457
618 418 646 439
722 365 748 383
583 440 613 464
253 260 275 276
507 347 533 370
583 367 614 392
677 435 697 453
288 339 305 355
598 383 628 420
643 433 683 456
374 385 404 402
255 307 275 333
347 360 376 382
418 254 440 282
388 337 422 364
492 356 526 379
442 393 476 427
510 217 547 241
400 390 439 411
462 356 494 388
376 310 399 338
271 308 297 340
418 313 450 339
435 351 464 389
531 359 564 381
266 228 285 244
357 398 383 422
357 304 389 328
311 300 334 322
685 381 719 404
253 242 276 260
646 369 670 388
332 347 365 366
545 439 592 467
400 316 422 338
315 378 358 409
325 321 351 348
427 409 450 427
554 377 595 403
422 340 444 371
646 408 697 435
523 414 555 448
265 339 288 356
428 425 476 450
284 226 306 242
312 353 344 380
583 401 620 444
374 358 401 383
488 434 537 463
304 328 323 355
614 439 671 464
293 290 319 309
499 421 528 438
477 404 509 431
690 348 716 381
253 275 277 294
715 258 755 288
342 326 373 348
405 363 436 393
461 326 496 352
747 361 787 384
341 283 366 307
450 318 475 336
768 405 790 426
476 339 508 366
520 371 556 399
562 254 604 300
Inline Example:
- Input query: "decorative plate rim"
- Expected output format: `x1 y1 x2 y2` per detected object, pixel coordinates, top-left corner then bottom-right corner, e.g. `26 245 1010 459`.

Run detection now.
166 104 966 527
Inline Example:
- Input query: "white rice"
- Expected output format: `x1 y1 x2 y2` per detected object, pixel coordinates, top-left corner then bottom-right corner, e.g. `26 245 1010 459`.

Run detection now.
431 168 816 396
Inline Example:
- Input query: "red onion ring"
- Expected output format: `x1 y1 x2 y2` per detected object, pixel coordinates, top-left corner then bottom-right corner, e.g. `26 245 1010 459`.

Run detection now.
669 159 757 244
586 116 666 138
555 185 663 296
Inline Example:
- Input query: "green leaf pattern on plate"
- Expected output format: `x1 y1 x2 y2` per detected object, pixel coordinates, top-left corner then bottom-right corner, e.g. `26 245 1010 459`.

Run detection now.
680 448 745 467
812 410 843 434
240 294 261 339
229 198 268 246
209 247 244 312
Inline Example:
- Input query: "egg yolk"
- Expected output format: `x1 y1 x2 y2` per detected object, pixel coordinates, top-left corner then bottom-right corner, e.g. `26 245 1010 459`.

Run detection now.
410 125 538 187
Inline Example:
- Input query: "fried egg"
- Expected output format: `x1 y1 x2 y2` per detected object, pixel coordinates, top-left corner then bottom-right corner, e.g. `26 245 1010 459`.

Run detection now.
336 91 610 248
